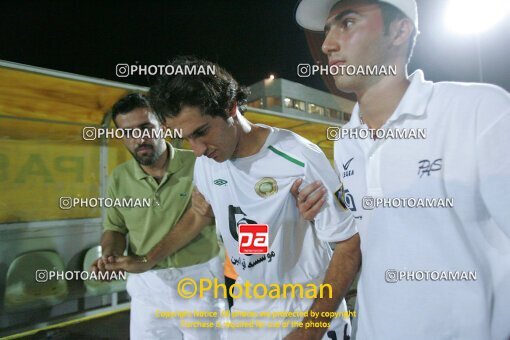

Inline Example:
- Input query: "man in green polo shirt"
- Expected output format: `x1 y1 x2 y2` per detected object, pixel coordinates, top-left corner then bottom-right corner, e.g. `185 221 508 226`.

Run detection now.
90 93 222 340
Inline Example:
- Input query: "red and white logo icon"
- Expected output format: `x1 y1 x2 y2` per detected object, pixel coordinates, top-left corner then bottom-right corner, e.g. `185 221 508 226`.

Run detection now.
239 224 269 254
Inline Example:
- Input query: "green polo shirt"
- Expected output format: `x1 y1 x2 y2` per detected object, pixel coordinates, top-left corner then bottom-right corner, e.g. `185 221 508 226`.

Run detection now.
104 144 219 269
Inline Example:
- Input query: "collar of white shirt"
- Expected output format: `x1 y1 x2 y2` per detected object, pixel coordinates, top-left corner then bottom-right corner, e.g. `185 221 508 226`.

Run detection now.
346 69 434 129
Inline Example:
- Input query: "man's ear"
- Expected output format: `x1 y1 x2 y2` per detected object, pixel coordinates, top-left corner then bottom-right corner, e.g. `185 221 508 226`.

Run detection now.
228 102 238 118
390 18 413 48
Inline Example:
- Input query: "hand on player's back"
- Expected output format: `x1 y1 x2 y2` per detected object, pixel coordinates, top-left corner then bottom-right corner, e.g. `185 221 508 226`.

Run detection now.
290 179 327 221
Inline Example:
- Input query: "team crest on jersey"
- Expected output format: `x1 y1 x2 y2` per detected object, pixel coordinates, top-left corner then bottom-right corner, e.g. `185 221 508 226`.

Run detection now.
255 177 278 198
334 183 348 211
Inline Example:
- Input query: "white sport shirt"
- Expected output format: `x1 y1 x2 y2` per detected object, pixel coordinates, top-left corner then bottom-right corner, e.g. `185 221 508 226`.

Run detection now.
335 70 510 340
194 125 357 285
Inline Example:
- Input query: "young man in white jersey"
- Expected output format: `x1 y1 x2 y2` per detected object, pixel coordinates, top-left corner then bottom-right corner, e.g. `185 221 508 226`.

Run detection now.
294 0 510 339
149 56 361 340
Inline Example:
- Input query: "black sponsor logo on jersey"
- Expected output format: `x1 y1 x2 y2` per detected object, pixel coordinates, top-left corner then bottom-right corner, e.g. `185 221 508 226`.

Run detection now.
342 157 354 178
417 159 442 178
228 205 257 240
229 205 259 258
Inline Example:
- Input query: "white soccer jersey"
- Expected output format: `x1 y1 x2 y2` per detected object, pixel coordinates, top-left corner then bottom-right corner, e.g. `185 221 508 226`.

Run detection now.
335 70 510 339
194 125 357 285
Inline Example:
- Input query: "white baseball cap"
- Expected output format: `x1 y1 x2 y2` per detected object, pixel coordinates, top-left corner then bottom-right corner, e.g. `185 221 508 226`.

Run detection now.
296 0 418 31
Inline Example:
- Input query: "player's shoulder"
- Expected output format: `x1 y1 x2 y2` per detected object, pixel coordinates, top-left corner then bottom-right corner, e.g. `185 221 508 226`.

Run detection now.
193 152 216 175
110 158 135 179
271 127 320 151
108 159 138 191
174 147 196 167
433 81 509 110
268 127 325 164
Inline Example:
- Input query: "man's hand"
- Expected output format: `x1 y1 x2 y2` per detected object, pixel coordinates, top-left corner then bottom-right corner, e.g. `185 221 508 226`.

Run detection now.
89 253 122 281
192 186 214 218
290 179 327 220
143 197 213 266
89 256 106 274
104 255 155 274
90 230 127 280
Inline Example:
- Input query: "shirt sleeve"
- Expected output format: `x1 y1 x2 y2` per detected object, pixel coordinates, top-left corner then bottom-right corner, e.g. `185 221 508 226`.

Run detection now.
193 157 211 203
103 174 127 234
302 143 358 243
193 158 222 239
477 94 510 239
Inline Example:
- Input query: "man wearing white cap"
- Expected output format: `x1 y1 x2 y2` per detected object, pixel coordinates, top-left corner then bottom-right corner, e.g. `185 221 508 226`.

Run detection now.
294 0 510 339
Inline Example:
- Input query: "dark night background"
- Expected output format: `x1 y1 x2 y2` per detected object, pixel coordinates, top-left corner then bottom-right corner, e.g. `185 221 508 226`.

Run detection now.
1 0 509 94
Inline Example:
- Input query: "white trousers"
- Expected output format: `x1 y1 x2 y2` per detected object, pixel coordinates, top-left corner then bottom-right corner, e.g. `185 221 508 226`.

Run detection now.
225 277 351 340
127 256 225 340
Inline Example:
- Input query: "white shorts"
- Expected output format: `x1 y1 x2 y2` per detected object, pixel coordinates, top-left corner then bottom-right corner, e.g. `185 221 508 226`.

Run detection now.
225 278 351 340
127 256 225 340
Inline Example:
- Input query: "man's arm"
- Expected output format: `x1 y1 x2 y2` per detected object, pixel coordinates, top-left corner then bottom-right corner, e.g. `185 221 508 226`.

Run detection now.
105 200 213 273
145 205 212 265
286 233 361 339
287 143 360 339
101 230 127 258
91 173 130 277
89 230 126 278
478 107 510 238
191 187 215 218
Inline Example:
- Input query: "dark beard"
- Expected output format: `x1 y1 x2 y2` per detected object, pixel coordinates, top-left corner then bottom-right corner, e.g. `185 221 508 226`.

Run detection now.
131 145 158 166
135 153 158 166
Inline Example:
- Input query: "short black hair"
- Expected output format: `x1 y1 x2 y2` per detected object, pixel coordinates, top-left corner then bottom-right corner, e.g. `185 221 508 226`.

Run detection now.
111 93 150 126
149 56 250 123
